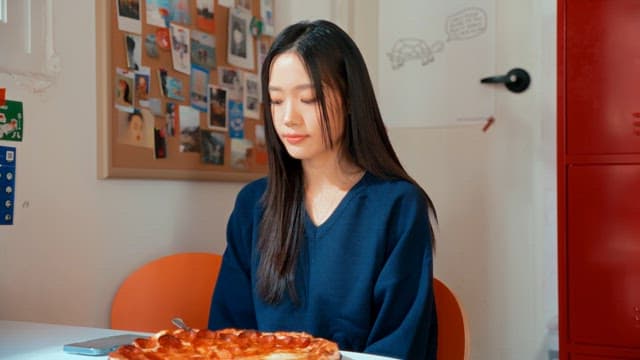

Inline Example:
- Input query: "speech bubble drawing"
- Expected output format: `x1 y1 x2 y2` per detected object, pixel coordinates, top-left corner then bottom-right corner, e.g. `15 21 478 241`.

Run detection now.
446 7 487 41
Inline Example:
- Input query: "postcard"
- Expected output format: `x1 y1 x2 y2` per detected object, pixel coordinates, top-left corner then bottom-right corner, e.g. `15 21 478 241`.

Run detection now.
190 64 210 112
125 33 142 70
191 30 216 69
208 85 228 131
170 23 191 74
243 72 260 119
201 130 226 165
231 138 253 169
146 0 170 27
168 0 191 25
260 0 275 36
179 105 201 152
195 0 215 32
228 99 244 139
116 0 141 34
227 7 255 71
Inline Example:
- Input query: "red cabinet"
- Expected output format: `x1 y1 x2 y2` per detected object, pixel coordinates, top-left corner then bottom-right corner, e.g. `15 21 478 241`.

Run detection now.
559 1 640 359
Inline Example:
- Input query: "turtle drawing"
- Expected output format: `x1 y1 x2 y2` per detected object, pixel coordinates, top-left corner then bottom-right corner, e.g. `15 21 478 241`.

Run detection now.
387 39 444 70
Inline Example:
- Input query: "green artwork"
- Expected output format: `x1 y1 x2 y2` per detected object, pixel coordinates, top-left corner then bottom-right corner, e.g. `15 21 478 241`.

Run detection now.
0 101 23 142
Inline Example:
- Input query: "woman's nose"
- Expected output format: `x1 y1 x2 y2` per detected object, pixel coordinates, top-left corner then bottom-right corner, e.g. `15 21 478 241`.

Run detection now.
282 100 300 126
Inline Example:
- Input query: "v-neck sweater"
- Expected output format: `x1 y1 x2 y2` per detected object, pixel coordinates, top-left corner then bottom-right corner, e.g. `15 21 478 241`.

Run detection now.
209 172 437 360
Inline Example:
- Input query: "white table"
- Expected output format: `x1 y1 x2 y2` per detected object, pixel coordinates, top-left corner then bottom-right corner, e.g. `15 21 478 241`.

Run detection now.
0 320 397 359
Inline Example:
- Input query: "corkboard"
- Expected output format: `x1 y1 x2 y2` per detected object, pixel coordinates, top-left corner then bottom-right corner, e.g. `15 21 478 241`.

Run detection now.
97 0 273 181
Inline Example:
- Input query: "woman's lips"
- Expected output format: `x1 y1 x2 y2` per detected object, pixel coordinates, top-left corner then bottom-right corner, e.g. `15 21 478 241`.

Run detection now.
283 134 307 144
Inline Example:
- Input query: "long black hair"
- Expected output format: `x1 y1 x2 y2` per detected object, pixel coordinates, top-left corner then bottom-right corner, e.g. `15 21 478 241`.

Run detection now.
258 20 436 304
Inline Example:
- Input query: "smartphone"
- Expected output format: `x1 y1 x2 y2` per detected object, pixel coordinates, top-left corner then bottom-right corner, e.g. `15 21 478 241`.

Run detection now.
62 334 144 356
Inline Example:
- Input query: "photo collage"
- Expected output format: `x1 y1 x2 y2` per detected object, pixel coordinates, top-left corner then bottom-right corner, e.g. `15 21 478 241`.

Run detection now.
113 0 273 172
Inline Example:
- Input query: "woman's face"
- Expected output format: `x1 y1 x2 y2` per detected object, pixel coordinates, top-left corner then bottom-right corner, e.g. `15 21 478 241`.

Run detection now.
268 52 344 164
128 114 144 142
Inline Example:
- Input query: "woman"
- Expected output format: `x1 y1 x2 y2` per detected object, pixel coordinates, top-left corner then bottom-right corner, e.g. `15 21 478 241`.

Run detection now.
209 20 437 360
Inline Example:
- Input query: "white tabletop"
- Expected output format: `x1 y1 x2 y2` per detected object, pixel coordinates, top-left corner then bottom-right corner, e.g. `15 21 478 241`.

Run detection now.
0 320 398 360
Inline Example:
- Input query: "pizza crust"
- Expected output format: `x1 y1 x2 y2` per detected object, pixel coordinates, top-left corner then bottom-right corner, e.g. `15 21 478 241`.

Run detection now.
109 328 340 360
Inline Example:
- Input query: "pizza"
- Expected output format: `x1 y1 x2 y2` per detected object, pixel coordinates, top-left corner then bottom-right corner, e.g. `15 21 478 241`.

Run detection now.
108 328 341 359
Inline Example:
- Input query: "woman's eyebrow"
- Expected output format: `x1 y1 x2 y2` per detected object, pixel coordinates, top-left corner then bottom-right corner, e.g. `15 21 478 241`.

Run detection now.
268 84 314 92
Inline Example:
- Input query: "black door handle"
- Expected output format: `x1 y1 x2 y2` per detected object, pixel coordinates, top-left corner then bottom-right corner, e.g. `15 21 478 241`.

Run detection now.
481 68 530 93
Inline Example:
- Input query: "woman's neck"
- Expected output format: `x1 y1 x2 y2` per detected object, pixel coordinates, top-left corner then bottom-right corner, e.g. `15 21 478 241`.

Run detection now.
302 154 364 226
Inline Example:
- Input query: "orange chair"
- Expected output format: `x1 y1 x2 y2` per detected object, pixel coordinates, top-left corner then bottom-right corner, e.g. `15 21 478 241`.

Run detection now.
110 252 222 332
434 277 470 360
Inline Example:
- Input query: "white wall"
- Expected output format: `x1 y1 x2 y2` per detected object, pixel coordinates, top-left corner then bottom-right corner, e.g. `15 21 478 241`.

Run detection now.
0 0 238 327
289 0 557 359
0 1 557 359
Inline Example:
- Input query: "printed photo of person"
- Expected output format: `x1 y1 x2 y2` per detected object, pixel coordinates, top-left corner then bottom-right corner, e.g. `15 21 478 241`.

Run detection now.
115 68 135 111
134 67 151 108
117 108 154 149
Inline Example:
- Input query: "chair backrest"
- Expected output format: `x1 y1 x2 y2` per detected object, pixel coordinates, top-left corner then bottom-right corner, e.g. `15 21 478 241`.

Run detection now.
434 277 470 360
110 252 222 332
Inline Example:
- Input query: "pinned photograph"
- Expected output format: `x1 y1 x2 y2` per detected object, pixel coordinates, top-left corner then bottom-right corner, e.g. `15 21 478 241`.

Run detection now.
257 38 269 76
227 7 255 71
169 0 191 25
117 108 155 149
218 66 243 101
116 0 141 34
134 66 151 108
195 0 215 32
166 102 178 136
170 23 191 74
146 0 170 27
218 0 234 8
231 138 253 169
236 0 251 12
154 128 168 159
190 64 210 112
179 105 201 152
115 68 135 112
144 34 160 58
148 98 163 116
208 85 227 130
243 72 261 119
125 33 142 70
201 130 226 165
228 99 244 139
158 68 186 101
156 28 171 50
260 0 275 36
191 30 216 69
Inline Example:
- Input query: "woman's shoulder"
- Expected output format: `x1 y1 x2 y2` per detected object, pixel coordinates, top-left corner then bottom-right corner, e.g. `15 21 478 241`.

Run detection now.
236 177 267 203
361 172 424 200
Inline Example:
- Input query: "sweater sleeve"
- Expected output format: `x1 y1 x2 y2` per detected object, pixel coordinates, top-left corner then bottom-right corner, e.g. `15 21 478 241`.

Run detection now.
208 183 260 330
365 186 437 360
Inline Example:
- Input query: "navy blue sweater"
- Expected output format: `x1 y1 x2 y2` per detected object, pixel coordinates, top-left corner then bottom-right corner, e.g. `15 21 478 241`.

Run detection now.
209 172 437 360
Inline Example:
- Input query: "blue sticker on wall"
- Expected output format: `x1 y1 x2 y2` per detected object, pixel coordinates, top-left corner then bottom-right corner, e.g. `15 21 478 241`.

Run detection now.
0 145 16 225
